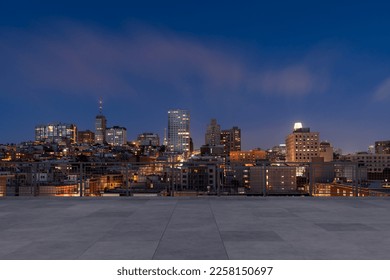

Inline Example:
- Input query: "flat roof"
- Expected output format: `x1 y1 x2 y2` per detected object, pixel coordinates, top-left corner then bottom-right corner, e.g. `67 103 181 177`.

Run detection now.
0 197 389 260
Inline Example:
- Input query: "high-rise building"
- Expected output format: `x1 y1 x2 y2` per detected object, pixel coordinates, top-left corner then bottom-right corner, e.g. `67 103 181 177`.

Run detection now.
167 109 191 155
286 122 320 162
106 126 127 146
35 123 77 144
221 126 241 154
95 99 107 144
205 119 221 146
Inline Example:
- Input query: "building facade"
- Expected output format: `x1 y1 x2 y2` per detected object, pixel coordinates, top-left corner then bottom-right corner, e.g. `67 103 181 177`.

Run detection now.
106 126 127 146
137 133 160 146
221 126 241 154
375 141 390 154
230 149 267 163
205 119 221 146
95 115 107 144
35 123 77 144
286 123 320 162
167 109 191 156
77 130 95 144
319 141 334 162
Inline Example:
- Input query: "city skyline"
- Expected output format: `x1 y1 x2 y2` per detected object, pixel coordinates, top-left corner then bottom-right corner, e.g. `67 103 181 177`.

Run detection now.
2 1 390 153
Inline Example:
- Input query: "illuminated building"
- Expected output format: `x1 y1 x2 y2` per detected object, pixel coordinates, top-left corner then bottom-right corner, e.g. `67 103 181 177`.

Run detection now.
78 130 95 144
205 119 221 146
221 126 241 154
286 122 320 162
230 149 267 163
106 126 127 146
95 99 107 144
35 123 77 144
167 109 191 156
375 141 390 154
249 165 297 194
137 133 160 146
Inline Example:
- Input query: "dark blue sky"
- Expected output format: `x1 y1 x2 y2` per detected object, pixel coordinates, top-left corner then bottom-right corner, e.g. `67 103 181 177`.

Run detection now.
1 0 390 153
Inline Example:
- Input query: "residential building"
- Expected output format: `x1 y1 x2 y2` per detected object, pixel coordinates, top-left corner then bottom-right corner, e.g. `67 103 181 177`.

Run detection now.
344 153 390 180
137 133 160 146
320 141 334 162
106 126 127 146
375 141 390 154
230 149 267 163
221 126 241 154
78 130 95 144
35 123 77 144
286 122 320 162
249 165 297 194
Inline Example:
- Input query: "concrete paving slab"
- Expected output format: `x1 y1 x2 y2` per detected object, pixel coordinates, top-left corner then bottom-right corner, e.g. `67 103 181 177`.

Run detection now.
1 197 390 260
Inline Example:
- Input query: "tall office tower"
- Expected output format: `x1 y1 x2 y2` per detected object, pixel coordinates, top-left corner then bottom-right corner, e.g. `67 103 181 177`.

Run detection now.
167 109 191 155
106 126 127 146
285 122 320 162
221 126 241 154
95 99 107 144
205 118 221 146
35 123 77 144
375 141 390 154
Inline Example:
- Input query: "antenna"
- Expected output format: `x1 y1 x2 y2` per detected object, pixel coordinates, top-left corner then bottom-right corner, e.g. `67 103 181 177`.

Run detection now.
99 98 103 115
163 128 168 146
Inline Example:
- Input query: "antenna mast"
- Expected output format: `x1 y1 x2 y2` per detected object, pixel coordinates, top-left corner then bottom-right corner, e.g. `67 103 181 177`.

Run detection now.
99 98 103 115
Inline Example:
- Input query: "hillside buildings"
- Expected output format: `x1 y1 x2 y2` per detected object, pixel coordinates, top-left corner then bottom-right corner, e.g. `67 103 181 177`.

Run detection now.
35 123 77 144
106 126 127 146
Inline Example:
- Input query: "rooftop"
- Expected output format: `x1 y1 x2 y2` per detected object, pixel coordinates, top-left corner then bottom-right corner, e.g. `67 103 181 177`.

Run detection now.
0 197 389 260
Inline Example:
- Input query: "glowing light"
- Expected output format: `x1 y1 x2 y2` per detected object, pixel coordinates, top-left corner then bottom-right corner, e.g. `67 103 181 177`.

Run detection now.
294 122 303 131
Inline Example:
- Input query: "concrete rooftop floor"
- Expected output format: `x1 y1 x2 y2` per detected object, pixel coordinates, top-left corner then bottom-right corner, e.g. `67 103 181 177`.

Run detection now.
0 197 389 260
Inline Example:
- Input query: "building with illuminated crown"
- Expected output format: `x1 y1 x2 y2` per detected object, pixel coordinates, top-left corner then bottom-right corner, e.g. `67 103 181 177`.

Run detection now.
286 122 320 162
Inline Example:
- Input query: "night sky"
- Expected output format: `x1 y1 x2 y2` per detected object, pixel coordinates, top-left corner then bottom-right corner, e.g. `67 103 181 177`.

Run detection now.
1 0 390 153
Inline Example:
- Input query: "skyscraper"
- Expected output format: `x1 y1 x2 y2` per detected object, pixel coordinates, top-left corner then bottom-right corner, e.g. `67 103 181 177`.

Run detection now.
221 126 241 154
286 122 320 162
95 99 106 144
205 118 221 146
167 109 191 156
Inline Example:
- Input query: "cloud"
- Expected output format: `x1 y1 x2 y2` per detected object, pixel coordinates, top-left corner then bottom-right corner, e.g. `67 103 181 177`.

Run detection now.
373 77 390 100
247 65 319 96
0 21 329 99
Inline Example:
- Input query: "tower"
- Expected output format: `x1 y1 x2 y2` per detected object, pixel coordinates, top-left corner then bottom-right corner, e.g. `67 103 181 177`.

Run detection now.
95 98 107 144
221 126 241 154
167 109 191 156
205 118 221 146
